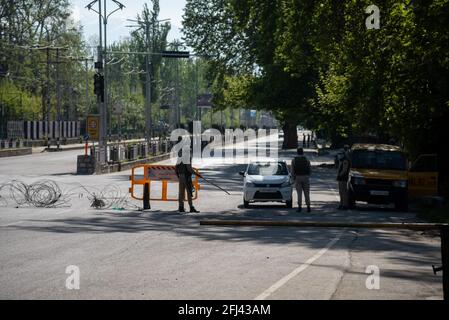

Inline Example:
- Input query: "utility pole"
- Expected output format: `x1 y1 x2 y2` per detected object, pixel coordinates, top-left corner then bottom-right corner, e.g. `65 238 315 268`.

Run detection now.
195 59 199 122
85 58 90 119
176 54 180 128
45 46 50 123
56 48 62 139
95 0 104 162
60 56 93 121
103 0 108 143
126 17 170 142
145 22 151 144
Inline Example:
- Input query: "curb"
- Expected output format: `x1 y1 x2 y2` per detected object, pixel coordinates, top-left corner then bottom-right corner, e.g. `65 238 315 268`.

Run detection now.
0 148 33 158
199 219 447 229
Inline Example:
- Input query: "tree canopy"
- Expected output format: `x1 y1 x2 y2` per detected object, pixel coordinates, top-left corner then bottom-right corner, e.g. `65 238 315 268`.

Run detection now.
183 0 449 184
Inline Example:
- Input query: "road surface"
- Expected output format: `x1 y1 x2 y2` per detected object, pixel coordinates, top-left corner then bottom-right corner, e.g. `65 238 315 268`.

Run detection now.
0 133 443 299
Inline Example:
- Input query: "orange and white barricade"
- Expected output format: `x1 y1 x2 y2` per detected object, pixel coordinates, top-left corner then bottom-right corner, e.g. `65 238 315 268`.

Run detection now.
129 164 200 208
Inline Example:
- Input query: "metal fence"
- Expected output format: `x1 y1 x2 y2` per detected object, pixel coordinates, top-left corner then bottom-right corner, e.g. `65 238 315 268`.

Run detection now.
7 120 81 140
0 139 25 149
89 139 173 163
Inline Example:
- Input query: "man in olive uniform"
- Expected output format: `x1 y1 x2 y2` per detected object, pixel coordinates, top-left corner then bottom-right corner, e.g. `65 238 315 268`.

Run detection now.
337 145 351 210
175 148 200 213
291 147 311 212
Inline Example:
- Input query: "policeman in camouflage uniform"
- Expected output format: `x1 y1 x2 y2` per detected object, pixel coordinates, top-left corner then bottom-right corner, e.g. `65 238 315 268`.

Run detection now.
291 147 311 212
337 145 351 210
175 145 200 213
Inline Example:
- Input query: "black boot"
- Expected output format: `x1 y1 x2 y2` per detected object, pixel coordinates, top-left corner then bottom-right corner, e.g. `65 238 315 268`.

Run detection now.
190 207 199 213
307 206 311 213
179 206 185 213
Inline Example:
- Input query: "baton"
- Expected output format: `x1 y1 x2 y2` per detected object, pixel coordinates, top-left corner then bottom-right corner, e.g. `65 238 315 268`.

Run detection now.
195 172 231 195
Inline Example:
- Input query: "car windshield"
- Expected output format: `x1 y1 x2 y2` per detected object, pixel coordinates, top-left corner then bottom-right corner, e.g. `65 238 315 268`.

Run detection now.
247 162 288 176
351 150 407 170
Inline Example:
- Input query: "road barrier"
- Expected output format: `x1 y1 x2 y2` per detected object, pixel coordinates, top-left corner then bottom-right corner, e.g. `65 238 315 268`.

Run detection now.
199 219 449 300
129 164 200 209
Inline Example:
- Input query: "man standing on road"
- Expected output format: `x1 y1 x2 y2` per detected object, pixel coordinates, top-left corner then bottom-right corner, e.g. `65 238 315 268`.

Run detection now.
175 147 200 213
291 147 311 213
337 145 351 210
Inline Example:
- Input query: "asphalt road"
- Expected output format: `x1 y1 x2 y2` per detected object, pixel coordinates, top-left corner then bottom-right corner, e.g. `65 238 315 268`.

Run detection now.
0 133 443 299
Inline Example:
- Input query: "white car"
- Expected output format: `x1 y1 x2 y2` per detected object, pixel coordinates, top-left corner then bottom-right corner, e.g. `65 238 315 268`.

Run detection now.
239 160 293 208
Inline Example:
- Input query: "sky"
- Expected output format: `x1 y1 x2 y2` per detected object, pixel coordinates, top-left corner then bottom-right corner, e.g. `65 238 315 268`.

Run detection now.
70 0 186 44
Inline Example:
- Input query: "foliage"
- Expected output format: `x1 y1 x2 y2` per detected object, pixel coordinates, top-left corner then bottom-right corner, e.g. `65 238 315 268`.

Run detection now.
183 0 449 182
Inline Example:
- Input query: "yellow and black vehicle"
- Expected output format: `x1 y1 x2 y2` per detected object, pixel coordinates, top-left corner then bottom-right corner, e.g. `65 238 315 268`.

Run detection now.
347 143 438 211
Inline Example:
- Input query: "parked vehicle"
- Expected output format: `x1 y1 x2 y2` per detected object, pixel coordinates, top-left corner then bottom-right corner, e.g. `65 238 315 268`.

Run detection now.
347 143 438 211
239 160 293 208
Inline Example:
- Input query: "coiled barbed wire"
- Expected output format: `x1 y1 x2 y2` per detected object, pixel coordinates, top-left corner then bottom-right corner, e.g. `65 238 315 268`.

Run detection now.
80 184 138 210
0 179 71 208
0 180 139 210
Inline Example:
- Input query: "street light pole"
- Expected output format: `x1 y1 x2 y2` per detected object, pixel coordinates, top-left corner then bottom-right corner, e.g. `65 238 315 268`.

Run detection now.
103 0 108 144
145 23 151 144
85 58 90 119
86 0 124 164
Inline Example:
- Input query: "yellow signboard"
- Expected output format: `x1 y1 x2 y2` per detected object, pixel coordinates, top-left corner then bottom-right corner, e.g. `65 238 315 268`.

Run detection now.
86 115 100 141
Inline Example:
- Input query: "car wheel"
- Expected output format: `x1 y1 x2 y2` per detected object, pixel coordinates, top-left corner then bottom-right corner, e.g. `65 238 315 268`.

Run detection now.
286 200 292 208
243 197 249 208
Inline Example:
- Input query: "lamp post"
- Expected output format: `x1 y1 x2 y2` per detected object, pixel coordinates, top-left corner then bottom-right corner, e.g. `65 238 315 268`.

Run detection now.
86 0 125 164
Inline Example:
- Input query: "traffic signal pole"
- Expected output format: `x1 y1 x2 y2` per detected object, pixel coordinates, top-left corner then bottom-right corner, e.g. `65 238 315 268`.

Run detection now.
103 0 108 159
145 23 151 146
87 0 125 167
96 0 104 164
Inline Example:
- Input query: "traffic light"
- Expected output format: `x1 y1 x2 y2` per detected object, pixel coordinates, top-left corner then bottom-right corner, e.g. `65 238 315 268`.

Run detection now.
94 61 103 70
93 73 104 101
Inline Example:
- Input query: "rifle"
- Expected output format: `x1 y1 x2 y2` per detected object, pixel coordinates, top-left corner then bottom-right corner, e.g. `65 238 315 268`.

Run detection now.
194 172 231 195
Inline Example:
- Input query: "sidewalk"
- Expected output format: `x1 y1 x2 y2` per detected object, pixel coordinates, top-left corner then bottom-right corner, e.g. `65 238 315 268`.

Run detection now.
32 138 155 154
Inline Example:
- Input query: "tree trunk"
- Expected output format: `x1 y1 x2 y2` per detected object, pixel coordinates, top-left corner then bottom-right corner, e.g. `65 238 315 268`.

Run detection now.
282 121 298 149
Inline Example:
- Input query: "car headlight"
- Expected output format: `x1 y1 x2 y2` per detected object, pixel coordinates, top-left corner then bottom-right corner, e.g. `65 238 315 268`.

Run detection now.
353 177 366 185
393 180 407 188
245 182 256 187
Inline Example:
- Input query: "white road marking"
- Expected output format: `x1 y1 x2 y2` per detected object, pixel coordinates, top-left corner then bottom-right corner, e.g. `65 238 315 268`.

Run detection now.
253 150 351 300
254 231 343 300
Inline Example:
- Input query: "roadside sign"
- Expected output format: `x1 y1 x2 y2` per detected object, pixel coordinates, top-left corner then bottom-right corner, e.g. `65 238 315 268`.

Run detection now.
86 115 100 141
83 134 90 141
148 165 179 182
129 164 200 202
